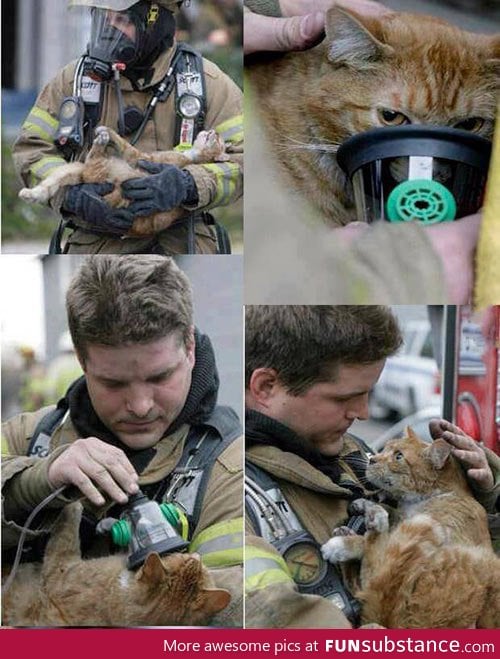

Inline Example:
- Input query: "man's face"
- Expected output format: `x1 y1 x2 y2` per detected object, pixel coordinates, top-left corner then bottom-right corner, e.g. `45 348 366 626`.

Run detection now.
80 332 195 450
106 10 137 41
265 361 386 456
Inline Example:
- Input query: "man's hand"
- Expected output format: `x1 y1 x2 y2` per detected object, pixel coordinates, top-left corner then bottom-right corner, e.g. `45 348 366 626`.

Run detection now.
426 213 481 304
121 162 198 216
47 438 140 506
429 418 494 491
63 182 135 235
244 1 389 55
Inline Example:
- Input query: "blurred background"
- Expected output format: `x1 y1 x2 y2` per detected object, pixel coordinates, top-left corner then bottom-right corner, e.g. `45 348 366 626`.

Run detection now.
1 0 243 253
1 255 243 422
351 305 500 458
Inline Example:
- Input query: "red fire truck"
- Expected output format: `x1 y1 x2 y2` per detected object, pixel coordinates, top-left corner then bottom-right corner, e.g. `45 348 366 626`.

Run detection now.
443 305 500 456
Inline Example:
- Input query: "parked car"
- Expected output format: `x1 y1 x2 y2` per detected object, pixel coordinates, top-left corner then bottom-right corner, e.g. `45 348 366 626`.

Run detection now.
370 320 441 420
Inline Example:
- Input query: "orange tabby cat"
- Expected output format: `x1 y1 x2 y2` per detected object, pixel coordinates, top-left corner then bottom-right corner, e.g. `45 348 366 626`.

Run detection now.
18 126 228 237
247 8 500 225
321 428 500 628
2 502 230 627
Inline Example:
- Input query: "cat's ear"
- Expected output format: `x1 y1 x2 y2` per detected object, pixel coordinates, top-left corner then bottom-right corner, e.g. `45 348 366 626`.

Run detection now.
137 552 166 584
325 8 394 69
424 439 452 470
405 426 420 442
202 587 231 615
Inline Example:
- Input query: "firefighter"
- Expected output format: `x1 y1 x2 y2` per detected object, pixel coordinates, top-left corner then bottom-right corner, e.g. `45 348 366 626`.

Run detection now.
13 0 243 255
1 256 243 627
244 306 500 628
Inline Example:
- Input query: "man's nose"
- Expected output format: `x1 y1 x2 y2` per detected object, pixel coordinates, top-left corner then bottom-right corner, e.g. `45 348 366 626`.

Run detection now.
346 394 369 421
126 386 154 418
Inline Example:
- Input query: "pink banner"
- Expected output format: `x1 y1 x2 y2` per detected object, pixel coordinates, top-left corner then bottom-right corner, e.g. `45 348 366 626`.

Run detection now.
0 628 499 659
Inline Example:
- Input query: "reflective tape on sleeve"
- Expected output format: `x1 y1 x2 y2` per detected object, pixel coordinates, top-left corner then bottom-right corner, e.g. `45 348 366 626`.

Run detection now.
245 545 294 592
202 162 240 206
22 107 59 141
30 156 67 183
189 517 243 568
215 114 243 144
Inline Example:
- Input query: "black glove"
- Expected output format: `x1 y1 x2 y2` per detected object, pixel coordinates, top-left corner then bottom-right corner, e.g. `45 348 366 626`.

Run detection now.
63 182 135 235
121 161 199 217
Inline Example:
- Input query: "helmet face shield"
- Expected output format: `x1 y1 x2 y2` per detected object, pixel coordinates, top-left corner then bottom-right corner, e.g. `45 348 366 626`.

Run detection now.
88 8 140 69
86 2 176 76
337 126 492 225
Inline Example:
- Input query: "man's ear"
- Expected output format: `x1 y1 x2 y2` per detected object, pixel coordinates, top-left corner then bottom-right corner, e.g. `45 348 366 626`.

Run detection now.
248 368 281 407
75 349 86 372
325 7 394 69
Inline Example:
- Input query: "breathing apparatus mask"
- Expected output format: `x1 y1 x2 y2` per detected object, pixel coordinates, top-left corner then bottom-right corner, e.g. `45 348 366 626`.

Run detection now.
86 1 176 81
98 488 189 569
337 125 492 225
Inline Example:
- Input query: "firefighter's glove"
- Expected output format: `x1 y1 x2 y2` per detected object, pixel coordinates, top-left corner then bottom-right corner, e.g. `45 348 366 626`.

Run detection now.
63 182 135 235
121 161 199 216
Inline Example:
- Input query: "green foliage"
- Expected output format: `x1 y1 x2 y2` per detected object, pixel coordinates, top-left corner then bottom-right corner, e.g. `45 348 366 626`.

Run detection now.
1 139 56 242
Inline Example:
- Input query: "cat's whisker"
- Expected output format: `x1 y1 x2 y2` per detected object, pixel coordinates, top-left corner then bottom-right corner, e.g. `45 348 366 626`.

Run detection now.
273 136 340 155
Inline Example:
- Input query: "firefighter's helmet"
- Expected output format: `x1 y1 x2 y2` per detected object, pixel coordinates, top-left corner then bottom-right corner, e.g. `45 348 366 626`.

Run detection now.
69 0 182 13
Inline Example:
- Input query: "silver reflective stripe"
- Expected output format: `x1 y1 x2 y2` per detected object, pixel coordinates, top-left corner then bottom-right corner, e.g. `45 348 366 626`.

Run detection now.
194 531 242 555
245 556 283 579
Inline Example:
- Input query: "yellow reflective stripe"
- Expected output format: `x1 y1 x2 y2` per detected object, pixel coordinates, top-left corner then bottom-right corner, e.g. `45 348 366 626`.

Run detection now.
1 436 10 456
190 517 243 568
202 162 239 205
22 107 59 141
30 156 66 181
215 114 244 144
245 546 293 592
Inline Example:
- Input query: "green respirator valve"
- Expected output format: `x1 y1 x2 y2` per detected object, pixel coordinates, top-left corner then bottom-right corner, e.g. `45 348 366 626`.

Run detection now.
110 502 181 547
386 179 457 224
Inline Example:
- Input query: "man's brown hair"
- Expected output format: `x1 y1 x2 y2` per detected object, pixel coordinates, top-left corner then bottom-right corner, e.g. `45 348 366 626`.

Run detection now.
245 305 402 394
66 255 193 361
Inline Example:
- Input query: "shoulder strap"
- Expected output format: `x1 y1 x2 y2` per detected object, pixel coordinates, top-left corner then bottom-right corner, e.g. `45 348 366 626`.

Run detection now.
26 400 69 458
162 405 241 534
174 43 207 147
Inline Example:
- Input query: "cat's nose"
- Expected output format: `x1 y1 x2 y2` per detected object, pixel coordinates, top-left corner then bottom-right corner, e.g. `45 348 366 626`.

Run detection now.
368 454 378 464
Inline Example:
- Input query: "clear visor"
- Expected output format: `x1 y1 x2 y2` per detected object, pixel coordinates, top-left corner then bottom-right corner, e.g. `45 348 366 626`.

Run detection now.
88 8 139 65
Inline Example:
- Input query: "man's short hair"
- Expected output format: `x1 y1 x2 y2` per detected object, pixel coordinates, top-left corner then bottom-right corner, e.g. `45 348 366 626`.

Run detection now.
245 306 402 394
67 255 193 360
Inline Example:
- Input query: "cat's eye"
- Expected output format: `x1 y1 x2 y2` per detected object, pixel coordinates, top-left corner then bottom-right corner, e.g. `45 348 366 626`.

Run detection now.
394 451 404 462
377 109 410 127
453 117 485 133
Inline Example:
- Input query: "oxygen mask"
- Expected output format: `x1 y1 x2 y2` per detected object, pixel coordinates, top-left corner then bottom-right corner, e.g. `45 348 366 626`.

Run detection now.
98 488 189 569
337 125 492 225
86 3 175 81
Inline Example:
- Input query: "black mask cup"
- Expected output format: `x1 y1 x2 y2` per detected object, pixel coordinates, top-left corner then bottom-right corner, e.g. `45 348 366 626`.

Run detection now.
336 126 492 225
86 2 175 80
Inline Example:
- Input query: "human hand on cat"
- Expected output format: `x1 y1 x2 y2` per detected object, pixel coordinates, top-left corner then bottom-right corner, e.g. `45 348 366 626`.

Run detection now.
244 1 389 54
425 213 481 304
62 183 135 236
121 162 198 215
47 438 140 506
429 419 494 492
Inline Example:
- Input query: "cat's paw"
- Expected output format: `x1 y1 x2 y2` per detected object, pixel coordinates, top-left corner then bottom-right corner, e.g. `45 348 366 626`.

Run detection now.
331 525 357 537
191 129 227 162
321 537 353 563
94 126 110 146
19 186 50 205
351 498 388 533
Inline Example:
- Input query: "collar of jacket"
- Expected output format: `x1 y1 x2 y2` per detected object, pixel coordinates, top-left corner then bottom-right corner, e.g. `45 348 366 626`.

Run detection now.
246 438 363 497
